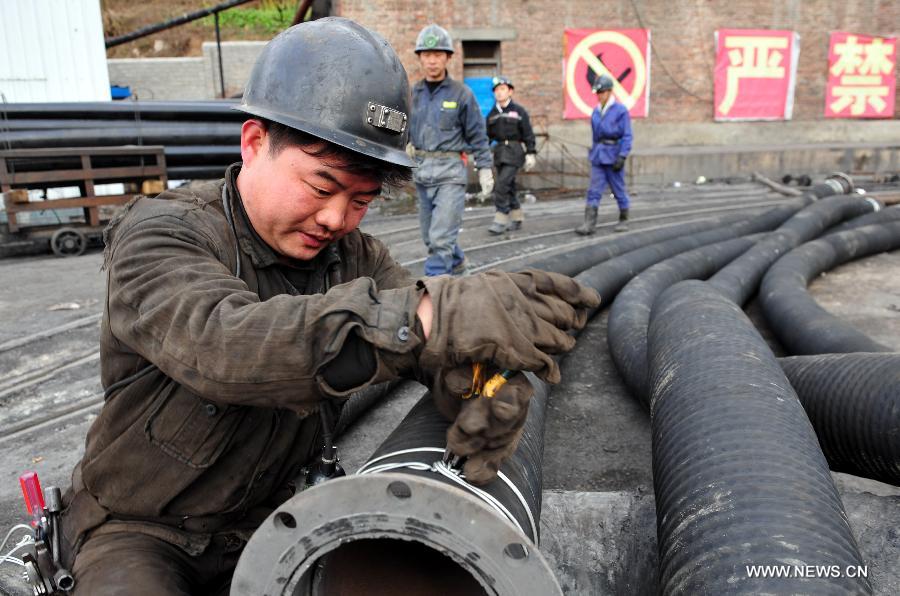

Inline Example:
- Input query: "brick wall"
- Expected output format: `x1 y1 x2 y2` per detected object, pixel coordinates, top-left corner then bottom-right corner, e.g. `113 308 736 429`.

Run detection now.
335 0 900 148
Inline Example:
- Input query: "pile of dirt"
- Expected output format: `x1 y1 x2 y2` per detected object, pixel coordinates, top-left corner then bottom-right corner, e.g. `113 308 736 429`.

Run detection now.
102 0 298 58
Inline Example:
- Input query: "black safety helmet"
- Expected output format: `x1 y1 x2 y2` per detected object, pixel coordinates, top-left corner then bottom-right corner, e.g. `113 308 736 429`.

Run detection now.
237 17 414 168
491 75 514 90
591 74 615 93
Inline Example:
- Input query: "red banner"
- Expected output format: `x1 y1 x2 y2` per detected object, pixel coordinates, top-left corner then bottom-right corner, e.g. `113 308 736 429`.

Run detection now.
714 29 799 121
825 32 896 118
563 29 650 120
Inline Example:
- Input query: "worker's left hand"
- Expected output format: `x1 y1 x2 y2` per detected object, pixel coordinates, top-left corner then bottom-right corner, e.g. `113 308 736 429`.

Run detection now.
446 370 534 485
478 168 494 198
524 154 537 172
612 156 626 172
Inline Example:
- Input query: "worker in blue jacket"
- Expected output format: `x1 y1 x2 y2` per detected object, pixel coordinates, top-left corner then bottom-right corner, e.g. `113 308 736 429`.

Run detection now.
410 24 494 276
575 74 633 235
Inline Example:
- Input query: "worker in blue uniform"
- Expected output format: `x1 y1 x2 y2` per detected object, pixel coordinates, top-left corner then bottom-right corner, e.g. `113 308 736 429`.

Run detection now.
575 74 633 235
409 24 494 275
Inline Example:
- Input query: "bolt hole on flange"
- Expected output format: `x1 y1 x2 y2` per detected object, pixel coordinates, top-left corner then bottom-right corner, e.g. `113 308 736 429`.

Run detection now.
503 543 528 562
387 481 411 499
274 511 296 529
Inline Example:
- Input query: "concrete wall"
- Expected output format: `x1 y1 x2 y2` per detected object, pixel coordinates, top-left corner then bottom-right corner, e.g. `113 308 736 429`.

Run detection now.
107 57 207 100
106 41 265 101
201 41 266 99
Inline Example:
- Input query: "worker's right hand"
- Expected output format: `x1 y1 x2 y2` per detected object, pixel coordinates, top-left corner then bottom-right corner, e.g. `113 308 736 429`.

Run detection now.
417 269 600 383
429 365 534 486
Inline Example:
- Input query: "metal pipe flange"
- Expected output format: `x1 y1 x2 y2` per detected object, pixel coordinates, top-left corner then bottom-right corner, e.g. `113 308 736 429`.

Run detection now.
230 473 562 596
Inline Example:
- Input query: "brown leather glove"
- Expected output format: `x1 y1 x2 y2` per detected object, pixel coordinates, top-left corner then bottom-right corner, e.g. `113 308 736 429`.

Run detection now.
418 269 600 383
443 368 534 485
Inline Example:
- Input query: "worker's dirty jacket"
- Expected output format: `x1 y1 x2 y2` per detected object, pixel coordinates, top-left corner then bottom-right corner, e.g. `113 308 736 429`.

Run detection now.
409 75 492 186
60 163 422 563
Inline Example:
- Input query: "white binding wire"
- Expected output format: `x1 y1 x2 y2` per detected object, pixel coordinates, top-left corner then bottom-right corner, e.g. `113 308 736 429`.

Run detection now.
0 524 36 568
356 447 538 544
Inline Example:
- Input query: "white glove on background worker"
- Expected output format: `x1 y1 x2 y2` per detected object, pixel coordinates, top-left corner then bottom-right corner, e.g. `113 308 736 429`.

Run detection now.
478 168 494 199
524 154 537 172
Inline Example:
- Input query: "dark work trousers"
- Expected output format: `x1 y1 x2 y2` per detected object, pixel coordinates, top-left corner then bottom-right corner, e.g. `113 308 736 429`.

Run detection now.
72 531 243 595
493 163 521 214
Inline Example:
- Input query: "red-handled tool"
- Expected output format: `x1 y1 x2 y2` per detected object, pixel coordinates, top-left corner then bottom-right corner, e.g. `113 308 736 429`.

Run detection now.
19 471 45 528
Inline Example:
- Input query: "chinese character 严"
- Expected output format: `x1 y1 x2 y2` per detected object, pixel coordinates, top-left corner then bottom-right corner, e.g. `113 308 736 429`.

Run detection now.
718 35 788 116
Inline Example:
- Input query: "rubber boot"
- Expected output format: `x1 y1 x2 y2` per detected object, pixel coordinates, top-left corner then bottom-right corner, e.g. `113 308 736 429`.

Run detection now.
509 208 524 231
575 205 598 235
488 212 510 235
614 208 629 232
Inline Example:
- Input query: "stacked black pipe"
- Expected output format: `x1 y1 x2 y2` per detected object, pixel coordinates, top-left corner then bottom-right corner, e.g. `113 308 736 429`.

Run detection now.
0 101 243 180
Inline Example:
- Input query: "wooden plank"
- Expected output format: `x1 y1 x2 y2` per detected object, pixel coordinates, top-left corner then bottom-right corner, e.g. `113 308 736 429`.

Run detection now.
6 165 166 185
0 145 166 158
5 194 138 213
0 157 10 192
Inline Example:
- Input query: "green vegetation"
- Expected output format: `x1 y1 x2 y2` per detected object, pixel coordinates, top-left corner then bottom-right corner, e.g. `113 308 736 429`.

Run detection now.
202 1 295 36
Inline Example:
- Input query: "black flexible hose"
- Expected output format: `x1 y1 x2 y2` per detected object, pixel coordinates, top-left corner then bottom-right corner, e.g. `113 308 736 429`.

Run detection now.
333 381 401 437
524 208 788 277
780 353 900 486
759 220 900 355
608 236 758 408
648 280 871 594
827 204 900 234
574 202 801 316
362 374 548 544
709 195 875 305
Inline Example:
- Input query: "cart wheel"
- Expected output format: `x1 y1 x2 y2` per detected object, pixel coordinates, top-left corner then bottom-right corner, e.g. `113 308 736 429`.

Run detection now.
50 227 87 257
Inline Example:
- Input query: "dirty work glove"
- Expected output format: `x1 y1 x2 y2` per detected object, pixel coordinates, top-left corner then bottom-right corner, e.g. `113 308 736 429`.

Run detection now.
524 153 537 172
612 155 626 172
418 269 601 383
478 168 495 199
447 368 534 485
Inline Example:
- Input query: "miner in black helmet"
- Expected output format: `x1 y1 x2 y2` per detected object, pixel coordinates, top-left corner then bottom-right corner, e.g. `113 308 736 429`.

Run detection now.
485 75 537 234
56 18 598 595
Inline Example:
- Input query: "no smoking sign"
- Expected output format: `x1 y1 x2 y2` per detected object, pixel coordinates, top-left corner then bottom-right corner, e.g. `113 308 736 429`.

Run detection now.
563 29 651 119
